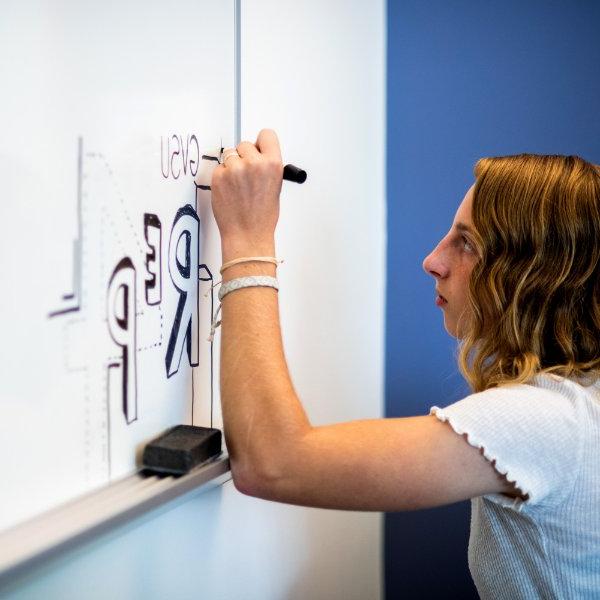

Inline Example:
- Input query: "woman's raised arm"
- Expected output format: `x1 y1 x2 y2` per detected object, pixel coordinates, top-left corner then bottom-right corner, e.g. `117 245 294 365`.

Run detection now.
211 129 522 511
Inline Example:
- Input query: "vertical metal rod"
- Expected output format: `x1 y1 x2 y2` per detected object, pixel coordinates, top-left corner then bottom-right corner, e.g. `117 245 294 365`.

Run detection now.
234 0 241 144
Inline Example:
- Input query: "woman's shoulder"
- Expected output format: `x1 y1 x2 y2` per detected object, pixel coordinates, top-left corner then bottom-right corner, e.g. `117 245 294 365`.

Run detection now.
524 372 600 413
434 372 599 438
467 372 600 407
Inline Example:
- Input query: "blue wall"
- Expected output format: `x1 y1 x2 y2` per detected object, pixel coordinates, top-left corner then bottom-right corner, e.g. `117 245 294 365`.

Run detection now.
385 0 600 596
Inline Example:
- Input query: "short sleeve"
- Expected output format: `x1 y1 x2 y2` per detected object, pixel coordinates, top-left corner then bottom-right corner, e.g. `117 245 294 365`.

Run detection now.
429 376 583 510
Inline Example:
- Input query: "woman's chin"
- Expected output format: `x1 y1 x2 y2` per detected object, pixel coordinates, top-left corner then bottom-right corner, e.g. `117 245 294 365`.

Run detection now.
443 310 471 339
443 317 459 339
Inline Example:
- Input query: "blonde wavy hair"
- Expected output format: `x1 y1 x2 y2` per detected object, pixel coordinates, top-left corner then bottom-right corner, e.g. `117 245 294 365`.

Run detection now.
458 154 600 392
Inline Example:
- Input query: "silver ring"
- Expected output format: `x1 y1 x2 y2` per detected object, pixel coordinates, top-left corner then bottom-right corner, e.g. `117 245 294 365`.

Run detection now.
222 150 240 164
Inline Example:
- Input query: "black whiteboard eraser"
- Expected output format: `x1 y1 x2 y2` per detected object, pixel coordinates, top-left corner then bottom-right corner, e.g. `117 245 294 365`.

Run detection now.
142 425 222 475
283 163 307 184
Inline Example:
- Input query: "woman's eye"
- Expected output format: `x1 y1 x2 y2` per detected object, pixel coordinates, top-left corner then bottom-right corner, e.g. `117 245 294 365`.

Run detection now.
462 236 474 252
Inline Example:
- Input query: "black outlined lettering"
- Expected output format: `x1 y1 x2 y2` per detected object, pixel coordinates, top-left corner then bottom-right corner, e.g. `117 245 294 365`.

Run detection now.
165 205 200 378
143 213 162 306
107 257 138 424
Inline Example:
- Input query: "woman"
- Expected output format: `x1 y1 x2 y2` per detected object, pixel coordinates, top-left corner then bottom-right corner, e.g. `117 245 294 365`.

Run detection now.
211 130 600 598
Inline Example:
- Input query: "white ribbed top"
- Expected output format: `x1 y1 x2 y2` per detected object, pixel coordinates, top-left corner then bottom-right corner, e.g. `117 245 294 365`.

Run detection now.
430 373 600 599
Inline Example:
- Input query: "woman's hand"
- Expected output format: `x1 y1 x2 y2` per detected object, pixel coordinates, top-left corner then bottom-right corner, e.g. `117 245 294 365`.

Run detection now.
211 129 283 262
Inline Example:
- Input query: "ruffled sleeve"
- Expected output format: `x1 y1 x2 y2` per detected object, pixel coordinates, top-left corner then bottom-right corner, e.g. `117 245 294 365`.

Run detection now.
429 375 584 511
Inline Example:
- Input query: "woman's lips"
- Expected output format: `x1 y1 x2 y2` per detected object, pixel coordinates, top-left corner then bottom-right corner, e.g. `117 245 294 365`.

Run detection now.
435 294 447 307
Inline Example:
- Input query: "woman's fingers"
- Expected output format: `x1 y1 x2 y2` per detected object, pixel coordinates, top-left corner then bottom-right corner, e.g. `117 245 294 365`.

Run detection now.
222 131 281 169
256 129 282 161
222 147 241 166
236 141 260 159
222 141 261 167
211 129 282 248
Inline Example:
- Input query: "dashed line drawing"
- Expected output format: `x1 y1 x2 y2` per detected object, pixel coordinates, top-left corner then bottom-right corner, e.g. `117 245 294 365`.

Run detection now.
89 151 146 257
48 135 220 484
101 204 128 255
61 318 88 373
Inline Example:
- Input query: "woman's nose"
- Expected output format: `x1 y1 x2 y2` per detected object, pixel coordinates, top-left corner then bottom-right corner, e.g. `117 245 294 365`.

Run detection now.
422 245 449 279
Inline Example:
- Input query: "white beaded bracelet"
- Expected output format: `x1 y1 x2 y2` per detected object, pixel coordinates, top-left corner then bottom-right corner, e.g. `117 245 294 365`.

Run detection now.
218 275 279 301
208 276 279 342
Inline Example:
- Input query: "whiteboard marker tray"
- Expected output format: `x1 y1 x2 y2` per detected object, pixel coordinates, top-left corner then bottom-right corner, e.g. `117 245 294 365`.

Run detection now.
0 456 230 587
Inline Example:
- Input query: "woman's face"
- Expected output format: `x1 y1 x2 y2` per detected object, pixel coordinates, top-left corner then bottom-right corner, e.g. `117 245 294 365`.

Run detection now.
422 185 479 338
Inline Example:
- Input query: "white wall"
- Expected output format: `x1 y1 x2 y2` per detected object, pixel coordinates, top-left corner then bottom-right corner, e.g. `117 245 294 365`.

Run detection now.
3 1 386 597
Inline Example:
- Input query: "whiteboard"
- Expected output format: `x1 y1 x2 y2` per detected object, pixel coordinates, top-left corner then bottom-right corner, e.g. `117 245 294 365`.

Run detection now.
0 0 236 531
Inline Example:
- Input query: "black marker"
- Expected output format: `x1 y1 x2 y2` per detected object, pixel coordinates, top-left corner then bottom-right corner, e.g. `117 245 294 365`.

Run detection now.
218 147 307 184
283 164 307 184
